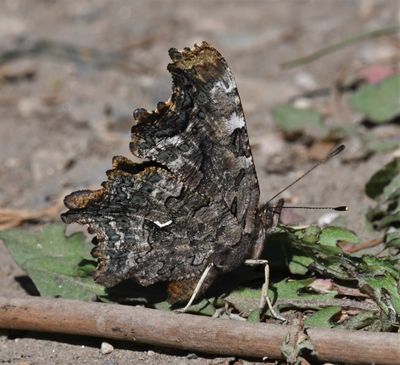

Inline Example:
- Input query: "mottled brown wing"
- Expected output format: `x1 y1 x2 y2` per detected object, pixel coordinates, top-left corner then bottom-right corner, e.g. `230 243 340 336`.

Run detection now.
62 42 262 293
61 156 242 287
130 42 260 235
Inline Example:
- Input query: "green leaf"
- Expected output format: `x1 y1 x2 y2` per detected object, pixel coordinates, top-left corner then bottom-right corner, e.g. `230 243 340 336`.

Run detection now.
289 255 314 275
247 309 261 322
177 299 217 316
304 306 341 328
358 256 400 317
360 275 400 316
337 312 378 330
154 298 217 316
283 225 400 326
223 287 261 314
273 278 314 299
293 225 321 244
273 278 337 304
350 75 400 123
230 287 261 299
271 105 328 138
153 301 173 312
361 256 399 280
386 230 400 248
0 224 106 300
365 158 400 200
318 226 360 247
383 174 400 200
287 226 352 276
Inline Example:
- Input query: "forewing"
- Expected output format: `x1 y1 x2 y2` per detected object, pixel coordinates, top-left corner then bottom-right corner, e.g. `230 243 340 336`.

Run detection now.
130 42 260 234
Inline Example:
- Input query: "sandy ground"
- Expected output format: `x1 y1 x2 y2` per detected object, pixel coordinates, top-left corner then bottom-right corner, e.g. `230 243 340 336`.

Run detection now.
0 1 399 364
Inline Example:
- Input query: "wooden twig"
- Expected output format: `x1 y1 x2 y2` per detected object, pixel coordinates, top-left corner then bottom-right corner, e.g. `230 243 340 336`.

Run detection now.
339 238 383 254
0 297 399 364
280 25 400 69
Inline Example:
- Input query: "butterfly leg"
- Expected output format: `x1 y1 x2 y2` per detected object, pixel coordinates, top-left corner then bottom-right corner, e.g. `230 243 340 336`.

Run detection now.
244 259 286 321
175 262 214 313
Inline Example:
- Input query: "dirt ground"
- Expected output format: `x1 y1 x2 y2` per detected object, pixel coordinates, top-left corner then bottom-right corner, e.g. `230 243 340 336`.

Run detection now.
0 1 399 364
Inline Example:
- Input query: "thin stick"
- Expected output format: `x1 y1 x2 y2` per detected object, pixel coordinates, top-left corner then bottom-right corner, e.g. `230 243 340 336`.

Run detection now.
0 297 399 364
280 25 400 69
339 238 383 254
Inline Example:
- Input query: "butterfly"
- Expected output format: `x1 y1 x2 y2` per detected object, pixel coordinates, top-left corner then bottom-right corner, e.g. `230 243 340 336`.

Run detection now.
61 42 288 305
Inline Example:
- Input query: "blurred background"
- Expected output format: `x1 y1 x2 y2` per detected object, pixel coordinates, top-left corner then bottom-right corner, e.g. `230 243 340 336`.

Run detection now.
0 1 399 363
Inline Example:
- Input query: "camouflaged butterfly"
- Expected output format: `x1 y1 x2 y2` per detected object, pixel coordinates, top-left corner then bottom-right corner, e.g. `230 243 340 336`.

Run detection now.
61 42 278 304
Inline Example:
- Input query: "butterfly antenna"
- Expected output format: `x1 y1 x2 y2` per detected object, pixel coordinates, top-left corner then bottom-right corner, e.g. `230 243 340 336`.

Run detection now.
266 144 346 204
282 205 348 211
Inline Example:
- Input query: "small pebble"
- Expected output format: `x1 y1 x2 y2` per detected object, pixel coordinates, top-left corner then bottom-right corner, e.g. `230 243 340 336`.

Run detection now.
147 350 155 356
100 341 114 355
294 72 317 91
293 97 312 109
187 353 198 359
